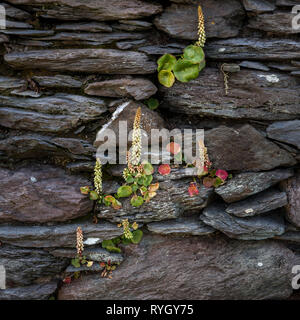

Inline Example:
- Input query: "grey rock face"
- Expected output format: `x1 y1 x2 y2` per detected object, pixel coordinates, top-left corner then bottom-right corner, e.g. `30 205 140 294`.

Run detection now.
205 125 296 171
0 93 107 133
0 134 94 161
49 248 123 264
281 172 300 228
98 179 214 223
55 22 112 32
57 234 298 300
205 38 300 61
85 77 157 100
215 169 294 203
0 245 68 287
154 1 245 40
0 282 58 300
4 49 157 74
161 68 300 120
6 0 162 21
226 189 288 217
267 120 300 149
1 2 32 20
201 203 285 240
32 75 83 88
0 222 122 248
147 217 215 236
242 0 276 13
0 76 26 92
0 165 93 223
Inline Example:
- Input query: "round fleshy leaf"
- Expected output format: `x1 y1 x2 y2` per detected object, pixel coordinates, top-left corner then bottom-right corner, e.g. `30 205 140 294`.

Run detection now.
173 59 199 83
199 59 206 72
158 70 175 88
143 162 154 175
145 98 159 110
157 54 177 72
89 190 98 201
131 230 143 244
117 185 132 198
131 195 144 207
158 164 171 176
188 182 199 197
203 177 215 188
166 142 181 155
215 169 228 181
183 45 205 64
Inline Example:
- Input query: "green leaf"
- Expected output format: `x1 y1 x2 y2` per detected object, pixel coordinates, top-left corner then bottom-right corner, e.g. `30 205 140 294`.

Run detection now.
158 70 175 88
174 152 183 163
199 59 206 72
125 175 134 184
105 246 121 253
157 54 177 72
132 184 139 192
173 59 200 83
131 195 144 207
145 98 159 110
144 175 153 187
71 258 81 268
183 45 205 64
213 177 224 188
111 237 121 245
143 162 154 175
89 190 98 201
122 237 132 245
102 239 114 249
117 185 133 198
131 230 143 244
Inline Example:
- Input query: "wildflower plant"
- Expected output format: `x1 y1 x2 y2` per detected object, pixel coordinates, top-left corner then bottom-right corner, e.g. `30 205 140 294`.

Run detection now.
157 5 206 88
71 227 93 268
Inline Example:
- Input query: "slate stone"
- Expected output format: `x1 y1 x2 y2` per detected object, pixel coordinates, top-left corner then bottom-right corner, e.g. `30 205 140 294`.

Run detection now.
215 169 294 203
0 244 68 287
49 247 123 264
205 125 296 171
6 0 162 21
0 93 107 133
32 75 82 88
0 29 54 37
147 217 215 236
205 38 300 61
201 203 285 240
281 172 300 228
267 120 300 149
1 2 32 20
55 22 112 32
161 68 300 121
5 49 157 74
0 222 122 248
0 282 58 300
226 189 288 217
0 76 26 92
154 1 245 40
239 61 270 71
98 179 214 223
0 165 93 223
242 0 276 13
57 234 298 300
85 77 157 100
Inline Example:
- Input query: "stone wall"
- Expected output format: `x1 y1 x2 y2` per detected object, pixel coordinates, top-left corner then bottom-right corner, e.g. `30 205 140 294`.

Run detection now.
0 0 300 300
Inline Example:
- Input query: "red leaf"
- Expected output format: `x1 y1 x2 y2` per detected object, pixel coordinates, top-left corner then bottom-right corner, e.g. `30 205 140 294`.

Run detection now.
158 164 171 176
188 182 199 197
166 142 181 155
216 169 228 181
100 262 106 268
63 277 72 284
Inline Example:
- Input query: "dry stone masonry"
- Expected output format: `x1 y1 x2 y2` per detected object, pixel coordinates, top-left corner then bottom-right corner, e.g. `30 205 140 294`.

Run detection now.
0 0 300 300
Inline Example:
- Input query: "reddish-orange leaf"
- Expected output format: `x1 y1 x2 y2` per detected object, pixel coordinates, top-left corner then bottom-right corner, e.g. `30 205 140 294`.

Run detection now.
166 142 181 155
158 164 171 176
63 277 72 284
188 182 199 197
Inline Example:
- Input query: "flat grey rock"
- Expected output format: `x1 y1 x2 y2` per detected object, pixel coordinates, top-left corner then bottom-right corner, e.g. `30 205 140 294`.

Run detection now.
215 169 294 203
32 75 82 88
0 165 93 223
0 93 107 133
226 189 288 217
0 222 122 248
267 120 300 149
239 61 270 71
161 68 300 121
5 49 157 74
0 244 68 287
242 0 276 12
205 125 296 171
147 217 215 236
55 22 112 32
58 234 298 300
201 203 285 240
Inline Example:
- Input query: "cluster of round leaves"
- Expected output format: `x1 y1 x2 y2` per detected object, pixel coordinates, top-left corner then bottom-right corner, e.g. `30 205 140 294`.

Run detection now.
102 230 143 254
158 45 206 88
120 161 159 208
